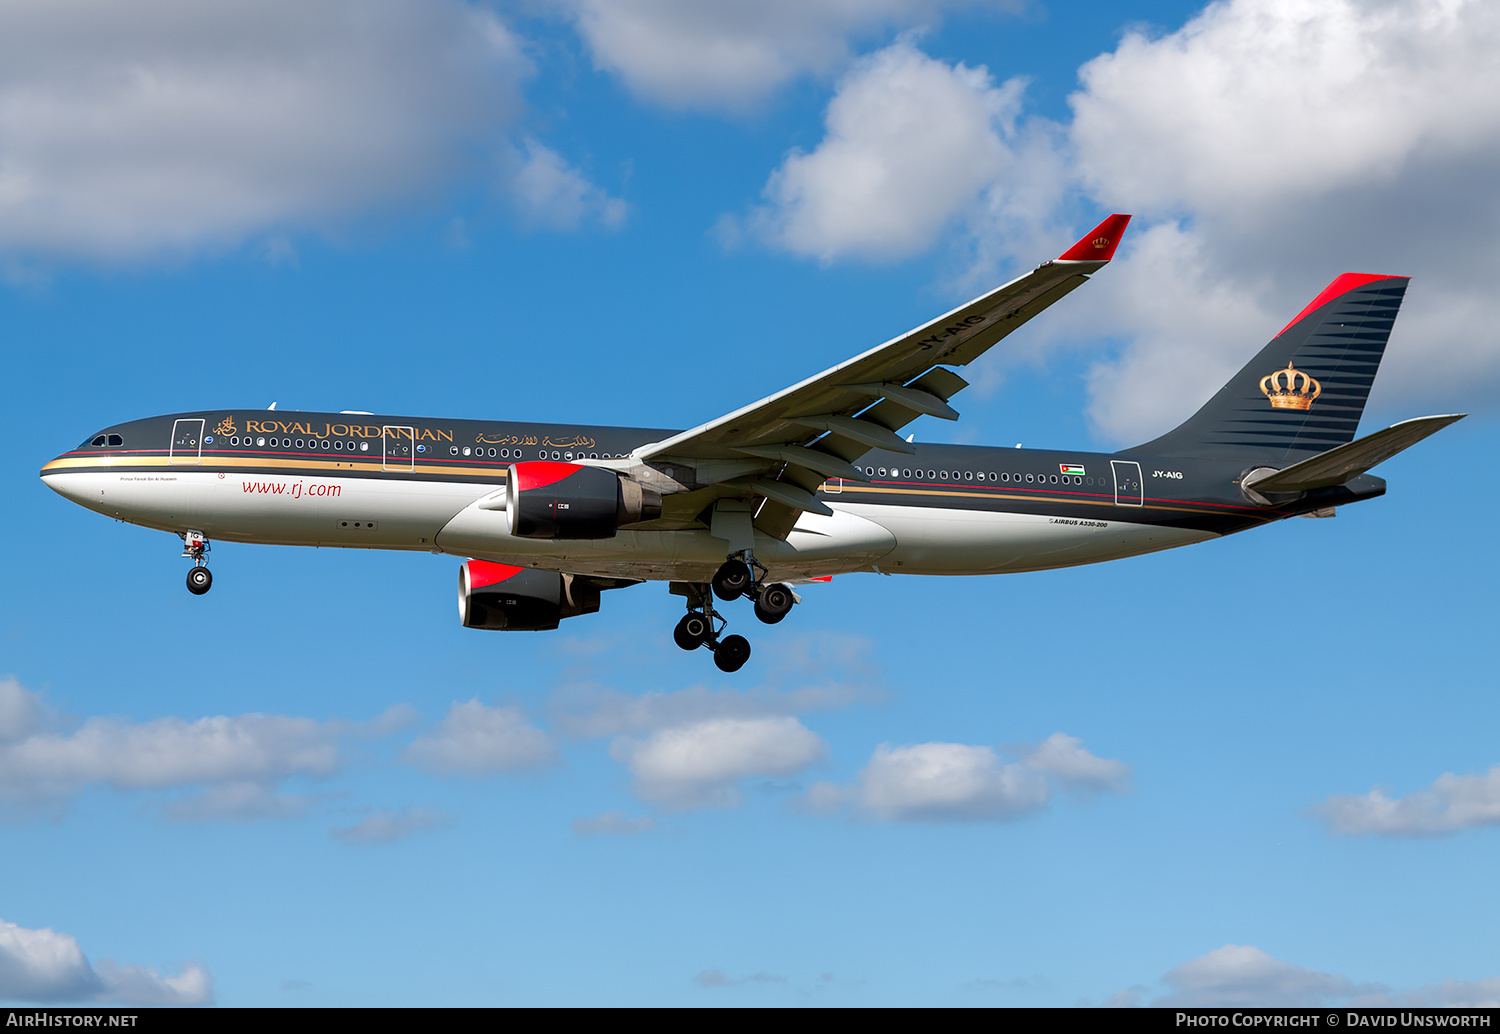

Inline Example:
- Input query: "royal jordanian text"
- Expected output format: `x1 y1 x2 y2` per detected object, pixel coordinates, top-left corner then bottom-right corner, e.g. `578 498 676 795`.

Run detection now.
241 420 453 442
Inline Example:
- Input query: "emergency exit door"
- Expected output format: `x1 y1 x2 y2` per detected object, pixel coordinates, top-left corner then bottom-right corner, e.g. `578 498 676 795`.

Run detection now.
383 426 415 471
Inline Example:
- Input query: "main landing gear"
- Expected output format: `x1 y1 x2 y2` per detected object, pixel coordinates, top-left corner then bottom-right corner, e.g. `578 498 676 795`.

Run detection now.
674 553 799 672
182 531 212 595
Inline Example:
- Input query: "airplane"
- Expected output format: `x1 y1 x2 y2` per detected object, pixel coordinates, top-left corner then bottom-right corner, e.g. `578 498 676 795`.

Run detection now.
40 214 1463 673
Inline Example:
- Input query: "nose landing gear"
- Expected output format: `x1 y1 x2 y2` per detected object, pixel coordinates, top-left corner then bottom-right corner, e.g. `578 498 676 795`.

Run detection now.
182 531 212 595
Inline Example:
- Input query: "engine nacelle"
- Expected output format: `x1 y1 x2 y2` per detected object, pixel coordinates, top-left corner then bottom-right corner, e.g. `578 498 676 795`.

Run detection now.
458 560 600 631
506 461 661 540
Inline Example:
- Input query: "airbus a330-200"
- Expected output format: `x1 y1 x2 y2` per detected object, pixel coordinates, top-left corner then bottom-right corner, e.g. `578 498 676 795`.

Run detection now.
40 215 1461 672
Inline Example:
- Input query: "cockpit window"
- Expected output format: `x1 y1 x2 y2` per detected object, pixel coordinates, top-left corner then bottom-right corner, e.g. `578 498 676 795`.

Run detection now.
91 435 106 446
107 434 123 446
87 434 124 448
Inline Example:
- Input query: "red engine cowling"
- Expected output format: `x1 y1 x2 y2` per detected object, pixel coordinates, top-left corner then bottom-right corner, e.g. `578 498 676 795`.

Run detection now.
505 461 660 540
458 560 600 632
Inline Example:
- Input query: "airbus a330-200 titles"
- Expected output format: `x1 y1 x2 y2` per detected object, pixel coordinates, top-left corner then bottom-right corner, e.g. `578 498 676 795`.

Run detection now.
41 215 1462 672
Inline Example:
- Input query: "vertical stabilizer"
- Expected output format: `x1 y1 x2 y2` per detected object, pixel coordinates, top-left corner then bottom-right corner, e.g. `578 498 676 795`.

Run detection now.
1134 274 1410 463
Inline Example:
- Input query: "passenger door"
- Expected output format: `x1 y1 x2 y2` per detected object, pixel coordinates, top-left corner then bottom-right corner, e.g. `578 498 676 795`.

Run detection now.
1111 460 1143 506
169 419 205 464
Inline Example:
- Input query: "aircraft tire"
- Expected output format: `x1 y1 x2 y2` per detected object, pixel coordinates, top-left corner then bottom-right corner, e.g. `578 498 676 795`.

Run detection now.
711 560 753 601
674 612 710 651
753 583 793 624
186 566 213 595
713 634 751 672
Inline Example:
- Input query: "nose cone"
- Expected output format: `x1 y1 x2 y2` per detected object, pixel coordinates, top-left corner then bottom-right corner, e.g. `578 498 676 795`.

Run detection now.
41 466 96 507
40 448 112 514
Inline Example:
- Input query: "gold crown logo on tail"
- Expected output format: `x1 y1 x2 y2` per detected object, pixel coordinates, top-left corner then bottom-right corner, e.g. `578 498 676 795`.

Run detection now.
1259 362 1321 410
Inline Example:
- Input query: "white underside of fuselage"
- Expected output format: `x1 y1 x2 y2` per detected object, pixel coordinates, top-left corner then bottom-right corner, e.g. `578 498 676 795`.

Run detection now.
42 470 1216 581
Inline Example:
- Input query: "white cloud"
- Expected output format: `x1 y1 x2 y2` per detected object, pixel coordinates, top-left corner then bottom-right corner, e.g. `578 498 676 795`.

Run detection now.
560 0 1019 110
1071 0 1500 218
401 700 555 776
571 810 658 836
857 742 1047 820
91 960 214 1007
0 0 531 261
1117 944 1500 1009
509 139 627 231
0 683 339 805
1315 764 1500 836
747 42 1027 263
1152 945 1372 1008
737 1 1500 437
0 679 406 822
1023 732 1131 793
610 716 826 809
0 677 48 742
1063 0 1500 441
810 732 1129 822
0 918 211 1005
332 806 454 844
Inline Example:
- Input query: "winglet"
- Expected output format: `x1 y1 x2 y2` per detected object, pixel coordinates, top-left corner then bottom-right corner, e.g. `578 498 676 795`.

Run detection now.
1058 213 1131 262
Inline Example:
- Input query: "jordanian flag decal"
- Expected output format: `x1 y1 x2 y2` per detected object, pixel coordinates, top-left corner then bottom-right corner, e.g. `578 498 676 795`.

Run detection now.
1060 464 1086 475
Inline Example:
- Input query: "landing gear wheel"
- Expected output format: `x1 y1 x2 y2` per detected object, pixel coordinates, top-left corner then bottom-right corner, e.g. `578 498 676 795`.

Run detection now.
712 559 754 601
713 634 751 673
674 612 711 651
753 583 794 625
186 566 213 595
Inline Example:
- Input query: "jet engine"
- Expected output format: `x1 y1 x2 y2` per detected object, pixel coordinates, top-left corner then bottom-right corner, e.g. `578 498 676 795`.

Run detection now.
506 461 661 539
458 560 601 631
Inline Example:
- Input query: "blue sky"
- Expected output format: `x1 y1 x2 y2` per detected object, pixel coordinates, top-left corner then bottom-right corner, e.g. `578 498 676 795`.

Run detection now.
2 0 1499 1008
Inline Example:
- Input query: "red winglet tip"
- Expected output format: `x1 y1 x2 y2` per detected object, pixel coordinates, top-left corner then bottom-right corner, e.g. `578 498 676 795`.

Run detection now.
1273 272 1410 338
1058 213 1131 262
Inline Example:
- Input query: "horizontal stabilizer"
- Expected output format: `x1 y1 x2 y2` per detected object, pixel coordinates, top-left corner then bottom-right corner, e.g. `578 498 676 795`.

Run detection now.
1242 414 1465 494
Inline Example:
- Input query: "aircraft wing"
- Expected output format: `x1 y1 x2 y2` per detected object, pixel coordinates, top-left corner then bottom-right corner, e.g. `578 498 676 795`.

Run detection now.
634 214 1131 536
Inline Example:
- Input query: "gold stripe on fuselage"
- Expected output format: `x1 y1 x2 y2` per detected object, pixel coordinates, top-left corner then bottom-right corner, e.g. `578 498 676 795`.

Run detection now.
833 481 1268 520
40 454 507 480
41 454 1263 521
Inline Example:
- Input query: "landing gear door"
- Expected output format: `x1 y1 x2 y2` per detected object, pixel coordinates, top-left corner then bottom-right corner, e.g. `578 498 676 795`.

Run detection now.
1111 460 1143 506
169 419 205 464
383 426 415 472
